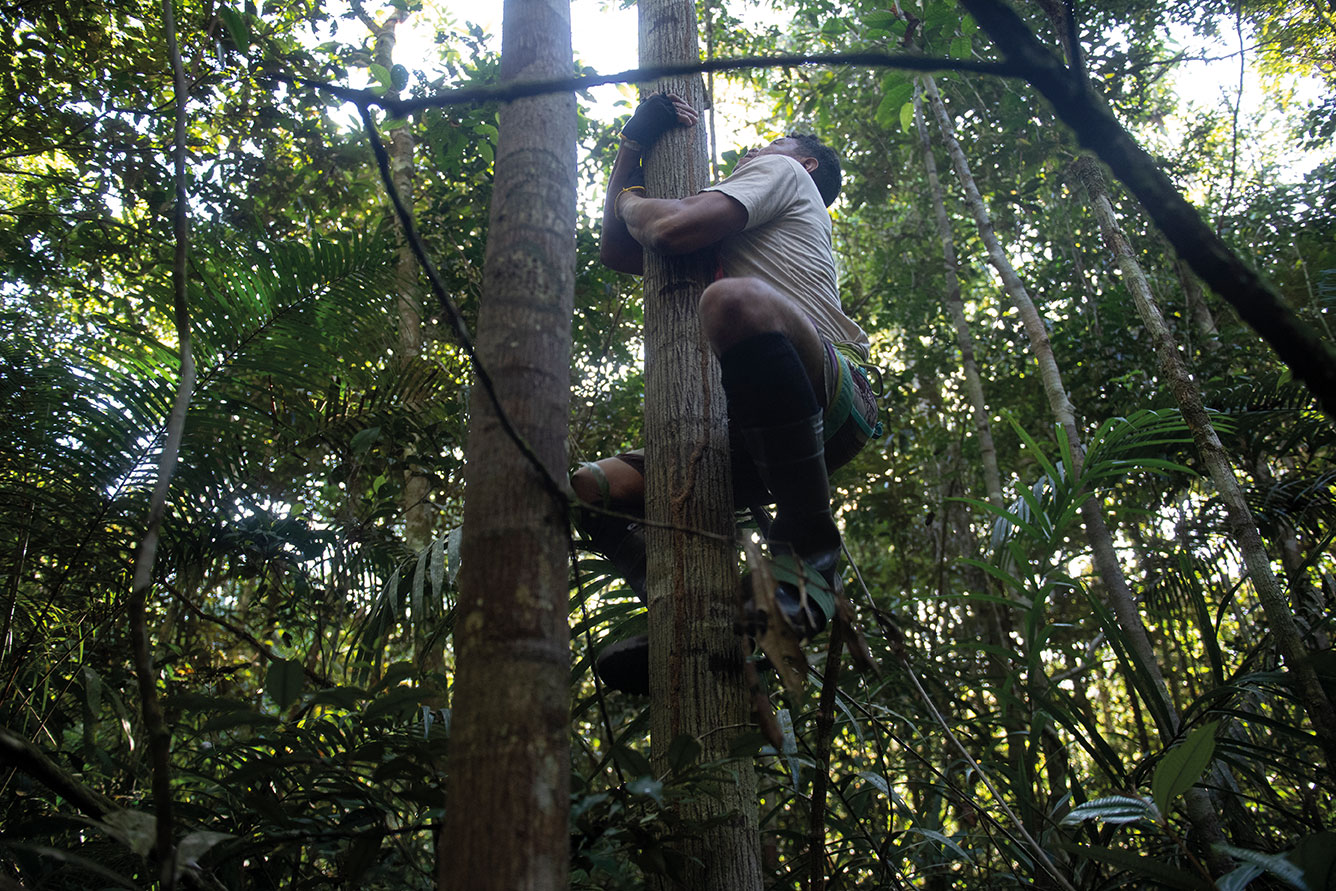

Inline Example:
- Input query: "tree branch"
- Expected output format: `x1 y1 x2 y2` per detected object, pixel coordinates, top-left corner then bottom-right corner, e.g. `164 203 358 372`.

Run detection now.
0 723 118 818
275 51 1030 117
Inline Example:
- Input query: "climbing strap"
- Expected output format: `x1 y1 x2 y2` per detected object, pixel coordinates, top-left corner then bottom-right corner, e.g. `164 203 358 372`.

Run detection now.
825 343 884 442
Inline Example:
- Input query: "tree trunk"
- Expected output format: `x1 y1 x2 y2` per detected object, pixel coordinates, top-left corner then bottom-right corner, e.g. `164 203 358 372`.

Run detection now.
354 4 439 682
639 0 763 885
911 84 1004 511
921 74 1240 859
439 0 576 884
1073 155 1336 773
1173 257 1220 352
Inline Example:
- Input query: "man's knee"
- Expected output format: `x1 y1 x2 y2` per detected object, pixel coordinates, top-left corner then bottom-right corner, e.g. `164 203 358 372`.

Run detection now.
571 456 645 507
699 277 786 349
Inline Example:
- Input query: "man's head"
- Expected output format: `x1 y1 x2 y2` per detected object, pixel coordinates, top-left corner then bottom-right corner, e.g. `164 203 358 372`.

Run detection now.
736 134 842 207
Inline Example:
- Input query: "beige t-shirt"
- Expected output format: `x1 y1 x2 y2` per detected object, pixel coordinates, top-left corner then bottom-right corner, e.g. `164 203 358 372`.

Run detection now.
703 154 869 356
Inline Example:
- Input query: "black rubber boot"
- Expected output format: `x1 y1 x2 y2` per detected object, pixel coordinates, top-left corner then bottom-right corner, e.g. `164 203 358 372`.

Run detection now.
576 508 646 602
739 413 840 639
716 332 840 640
576 507 651 694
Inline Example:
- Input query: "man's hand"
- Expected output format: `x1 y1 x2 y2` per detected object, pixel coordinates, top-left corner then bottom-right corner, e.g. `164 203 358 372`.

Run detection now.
622 93 697 149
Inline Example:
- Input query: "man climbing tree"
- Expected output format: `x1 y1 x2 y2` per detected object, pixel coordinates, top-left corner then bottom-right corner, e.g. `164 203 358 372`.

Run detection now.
573 94 879 693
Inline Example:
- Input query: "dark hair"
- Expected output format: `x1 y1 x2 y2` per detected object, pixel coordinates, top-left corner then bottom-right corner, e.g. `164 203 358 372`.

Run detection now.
786 133 842 206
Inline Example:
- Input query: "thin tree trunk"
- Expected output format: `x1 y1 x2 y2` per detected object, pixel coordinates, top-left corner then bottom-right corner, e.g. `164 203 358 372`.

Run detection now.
439 0 576 883
924 72 1177 719
126 4 195 884
912 85 1004 511
355 0 435 568
1074 155 1336 773
639 0 763 884
923 69 1235 864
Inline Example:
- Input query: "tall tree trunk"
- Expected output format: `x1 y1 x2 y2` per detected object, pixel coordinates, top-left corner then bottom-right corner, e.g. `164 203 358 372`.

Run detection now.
1073 155 1336 772
355 3 441 685
639 0 763 885
911 85 1003 511
1173 257 1220 352
439 0 576 883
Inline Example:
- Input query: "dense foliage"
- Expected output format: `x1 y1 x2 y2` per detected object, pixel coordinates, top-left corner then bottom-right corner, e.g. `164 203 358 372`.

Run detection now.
2 0 1333 888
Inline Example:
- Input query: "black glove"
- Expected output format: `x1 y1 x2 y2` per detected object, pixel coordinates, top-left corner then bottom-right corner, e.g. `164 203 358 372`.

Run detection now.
622 93 678 148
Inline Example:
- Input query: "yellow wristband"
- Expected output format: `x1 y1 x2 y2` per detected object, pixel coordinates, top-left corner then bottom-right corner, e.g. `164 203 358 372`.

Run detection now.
615 185 645 220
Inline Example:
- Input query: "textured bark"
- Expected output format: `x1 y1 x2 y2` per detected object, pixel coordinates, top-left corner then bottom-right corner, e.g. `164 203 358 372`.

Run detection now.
1075 156 1336 774
924 75 1182 740
640 0 762 885
958 0 1336 420
439 0 576 884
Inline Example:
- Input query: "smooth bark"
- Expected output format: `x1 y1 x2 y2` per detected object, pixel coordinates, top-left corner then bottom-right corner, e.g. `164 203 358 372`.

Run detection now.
440 0 576 884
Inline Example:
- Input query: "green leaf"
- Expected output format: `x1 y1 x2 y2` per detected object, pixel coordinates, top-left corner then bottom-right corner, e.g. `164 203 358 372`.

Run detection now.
950 35 972 58
1152 721 1218 817
381 117 409 130
218 6 250 50
903 826 971 862
351 425 380 453
666 734 702 773
175 831 235 875
364 685 423 718
1060 794 1159 826
1217 864 1264 891
308 686 367 709
1288 831 1336 890
266 658 304 708
875 92 898 129
899 101 914 133
369 63 392 87
626 775 664 804
102 809 158 858
1213 844 1309 889
612 744 652 778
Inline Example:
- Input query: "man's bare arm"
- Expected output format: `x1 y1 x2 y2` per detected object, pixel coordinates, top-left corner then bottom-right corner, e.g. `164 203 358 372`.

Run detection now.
599 139 648 275
617 190 748 256
598 94 701 274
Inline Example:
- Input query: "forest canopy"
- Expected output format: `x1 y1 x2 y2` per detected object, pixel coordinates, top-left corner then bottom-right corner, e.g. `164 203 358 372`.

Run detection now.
1 0 1334 888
